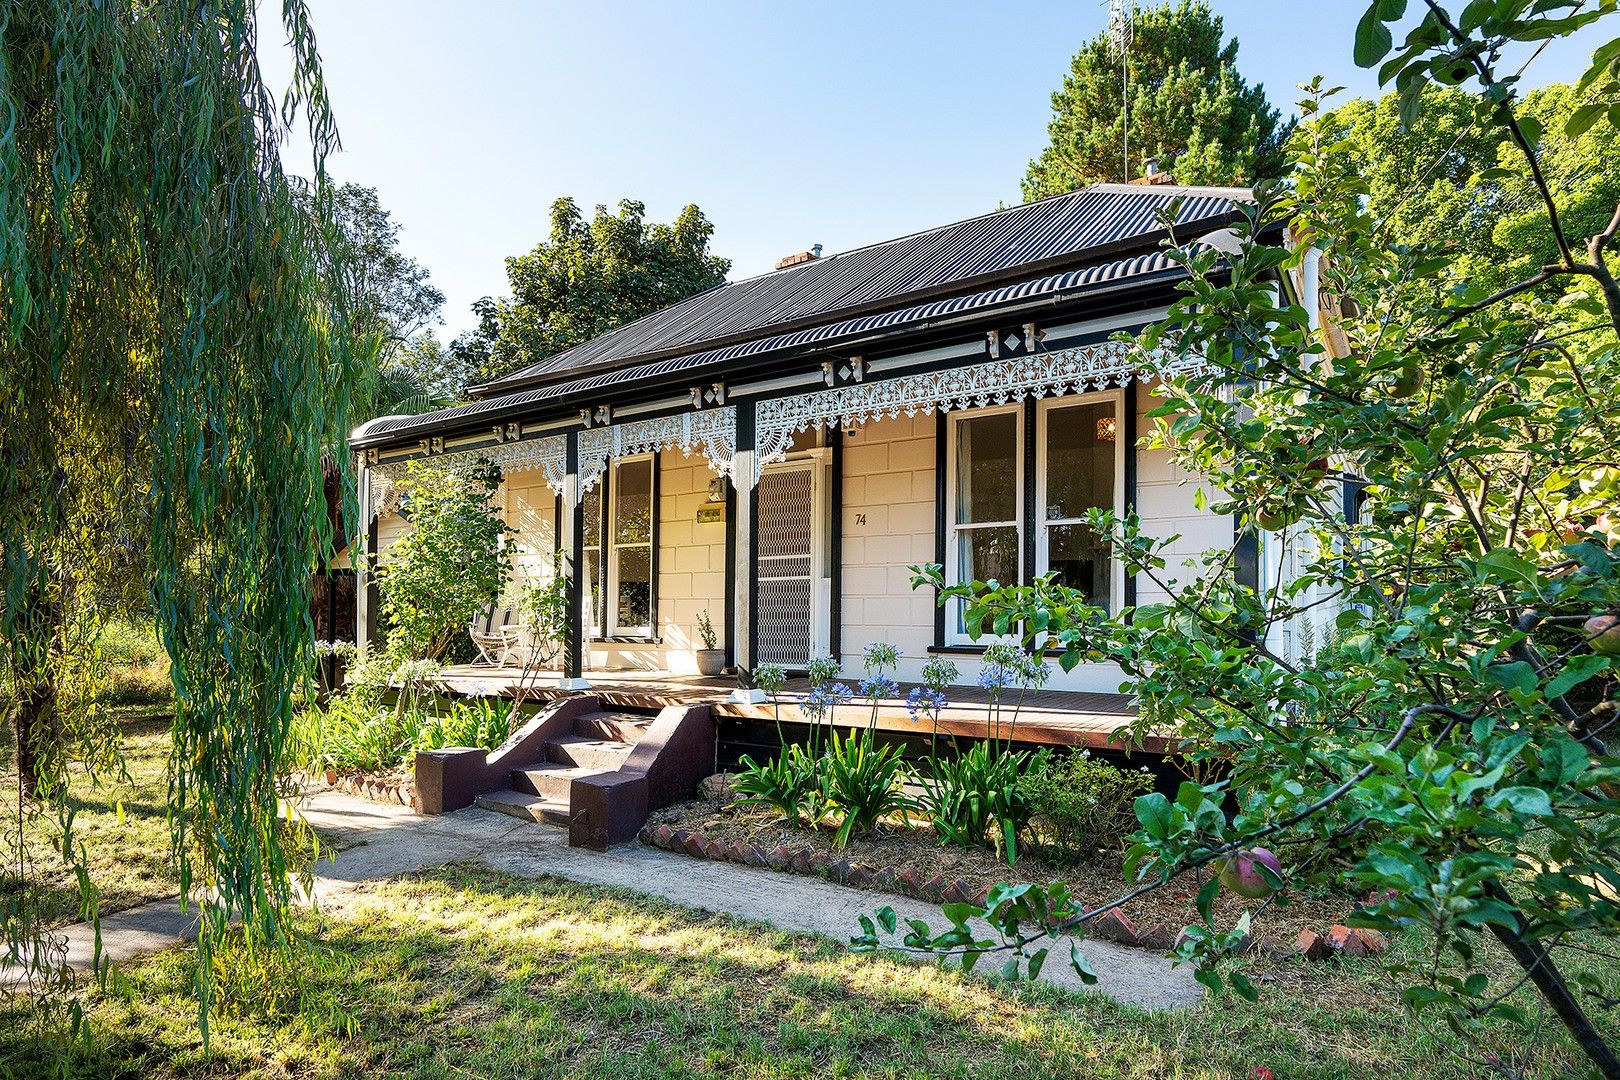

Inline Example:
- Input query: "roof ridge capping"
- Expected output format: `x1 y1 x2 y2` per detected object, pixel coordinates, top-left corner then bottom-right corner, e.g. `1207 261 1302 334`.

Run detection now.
468 182 1251 398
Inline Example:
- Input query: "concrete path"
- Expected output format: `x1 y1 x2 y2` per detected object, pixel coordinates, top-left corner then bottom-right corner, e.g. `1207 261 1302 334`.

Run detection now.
9 789 1201 1010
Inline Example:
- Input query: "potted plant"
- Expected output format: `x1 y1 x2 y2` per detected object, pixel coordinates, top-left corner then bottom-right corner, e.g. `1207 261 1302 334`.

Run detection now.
695 610 726 676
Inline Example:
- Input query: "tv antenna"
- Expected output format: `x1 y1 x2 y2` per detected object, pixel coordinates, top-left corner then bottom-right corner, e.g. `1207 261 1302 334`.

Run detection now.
1108 0 1133 181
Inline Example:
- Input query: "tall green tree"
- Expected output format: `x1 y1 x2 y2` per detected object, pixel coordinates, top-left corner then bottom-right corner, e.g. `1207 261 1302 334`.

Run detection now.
466 198 730 385
0 0 354 1027
1328 82 1620 292
1022 0 1287 199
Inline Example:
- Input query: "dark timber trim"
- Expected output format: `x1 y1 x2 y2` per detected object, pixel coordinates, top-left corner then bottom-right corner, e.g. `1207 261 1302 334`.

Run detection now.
829 426 844 664
1123 378 1139 611
933 411 948 649
1022 397 1038 585
723 472 737 670
565 431 584 679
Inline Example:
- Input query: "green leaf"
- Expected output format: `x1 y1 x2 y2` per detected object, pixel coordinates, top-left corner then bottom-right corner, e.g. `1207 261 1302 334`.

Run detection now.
1134 792 1176 840
941 903 980 928
1028 947 1049 981
1069 941 1099 985
876 906 897 935
1485 661 1537 695
1228 970 1259 1002
1484 786 1553 817
1545 654 1610 700
1566 102 1608 136
1355 4 1396 67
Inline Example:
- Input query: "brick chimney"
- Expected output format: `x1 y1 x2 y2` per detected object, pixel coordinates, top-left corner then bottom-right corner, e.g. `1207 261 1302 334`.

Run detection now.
775 243 823 270
1127 156 1174 185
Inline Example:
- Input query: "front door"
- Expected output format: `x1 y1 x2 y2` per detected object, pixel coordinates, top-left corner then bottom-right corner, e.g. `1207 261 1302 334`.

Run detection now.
755 456 829 668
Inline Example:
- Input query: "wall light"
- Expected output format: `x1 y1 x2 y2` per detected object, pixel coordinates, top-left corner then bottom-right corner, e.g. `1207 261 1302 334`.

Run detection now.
1096 415 1118 442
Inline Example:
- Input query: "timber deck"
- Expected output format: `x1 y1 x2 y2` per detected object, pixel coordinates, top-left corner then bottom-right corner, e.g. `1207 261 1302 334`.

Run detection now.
434 665 1166 754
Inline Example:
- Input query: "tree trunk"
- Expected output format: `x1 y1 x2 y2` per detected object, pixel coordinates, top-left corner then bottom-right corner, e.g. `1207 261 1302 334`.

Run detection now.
1485 881 1620 1079
10 674 58 800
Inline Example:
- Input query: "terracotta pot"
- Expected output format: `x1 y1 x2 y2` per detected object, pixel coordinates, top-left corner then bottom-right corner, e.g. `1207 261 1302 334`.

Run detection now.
695 649 726 676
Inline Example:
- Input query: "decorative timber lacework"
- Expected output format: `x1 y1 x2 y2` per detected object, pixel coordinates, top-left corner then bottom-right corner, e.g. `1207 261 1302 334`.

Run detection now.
365 434 568 520
750 340 1179 486
577 406 738 493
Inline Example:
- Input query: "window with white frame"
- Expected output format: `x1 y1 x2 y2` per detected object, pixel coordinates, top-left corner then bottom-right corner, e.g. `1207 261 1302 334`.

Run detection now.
946 407 1022 642
607 456 654 637
1036 393 1123 612
580 455 657 639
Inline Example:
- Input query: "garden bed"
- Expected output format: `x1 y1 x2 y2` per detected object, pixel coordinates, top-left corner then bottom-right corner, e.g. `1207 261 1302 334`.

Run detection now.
645 788 1381 959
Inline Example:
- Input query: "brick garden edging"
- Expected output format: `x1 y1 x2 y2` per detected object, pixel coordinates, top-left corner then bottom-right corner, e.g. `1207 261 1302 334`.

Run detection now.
637 821 1386 961
305 768 419 810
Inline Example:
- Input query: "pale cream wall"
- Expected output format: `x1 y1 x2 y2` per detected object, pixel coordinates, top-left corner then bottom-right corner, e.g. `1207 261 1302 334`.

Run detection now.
1132 379 1232 609
839 414 939 681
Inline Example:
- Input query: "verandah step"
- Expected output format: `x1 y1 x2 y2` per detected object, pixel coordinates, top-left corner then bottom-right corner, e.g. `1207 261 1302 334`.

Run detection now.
546 734 636 771
572 711 655 742
509 762 598 800
473 788 572 826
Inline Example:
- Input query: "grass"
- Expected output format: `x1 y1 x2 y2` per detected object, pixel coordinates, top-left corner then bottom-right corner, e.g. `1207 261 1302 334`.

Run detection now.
2 704 180 928
3 693 1615 1078
0 861 1612 1080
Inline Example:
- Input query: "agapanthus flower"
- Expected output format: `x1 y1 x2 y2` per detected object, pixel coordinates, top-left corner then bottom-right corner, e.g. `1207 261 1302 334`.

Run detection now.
803 680 853 721
858 674 899 701
977 663 1013 691
906 685 949 721
861 641 900 673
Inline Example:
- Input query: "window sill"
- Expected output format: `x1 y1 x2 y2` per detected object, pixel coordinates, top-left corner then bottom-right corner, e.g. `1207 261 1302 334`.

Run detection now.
589 635 662 645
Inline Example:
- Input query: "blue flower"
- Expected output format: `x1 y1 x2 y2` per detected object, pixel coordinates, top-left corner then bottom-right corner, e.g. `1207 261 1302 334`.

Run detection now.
906 686 948 720
803 680 853 721
859 674 899 701
977 664 1012 691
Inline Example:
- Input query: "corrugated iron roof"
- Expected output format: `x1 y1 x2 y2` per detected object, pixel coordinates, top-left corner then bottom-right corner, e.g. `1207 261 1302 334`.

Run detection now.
354 245 1191 446
473 183 1244 395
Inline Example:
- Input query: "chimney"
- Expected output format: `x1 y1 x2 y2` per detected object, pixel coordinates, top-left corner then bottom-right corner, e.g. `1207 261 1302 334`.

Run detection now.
775 244 823 270
1127 156 1174 185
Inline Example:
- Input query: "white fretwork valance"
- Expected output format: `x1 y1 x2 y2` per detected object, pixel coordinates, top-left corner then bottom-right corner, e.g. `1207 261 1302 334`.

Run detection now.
365 433 568 521
577 406 738 493
750 340 1176 486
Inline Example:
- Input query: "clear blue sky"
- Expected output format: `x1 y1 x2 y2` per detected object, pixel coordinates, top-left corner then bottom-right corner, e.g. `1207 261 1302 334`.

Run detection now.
259 2 1594 341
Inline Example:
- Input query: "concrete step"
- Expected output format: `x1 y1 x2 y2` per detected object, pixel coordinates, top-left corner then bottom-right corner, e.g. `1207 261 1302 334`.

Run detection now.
546 734 636 771
509 762 597 800
474 788 571 826
573 711 654 743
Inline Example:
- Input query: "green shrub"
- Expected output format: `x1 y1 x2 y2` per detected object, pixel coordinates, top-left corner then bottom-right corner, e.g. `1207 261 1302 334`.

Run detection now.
96 618 173 705
1018 749 1154 863
821 730 913 848
918 741 1032 864
291 698 430 775
734 743 822 826
99 618 165 666
104 662 172 706
413 697 515 754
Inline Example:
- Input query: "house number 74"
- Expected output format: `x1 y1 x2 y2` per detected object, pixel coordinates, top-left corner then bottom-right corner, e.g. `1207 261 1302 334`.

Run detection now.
855 513 867 526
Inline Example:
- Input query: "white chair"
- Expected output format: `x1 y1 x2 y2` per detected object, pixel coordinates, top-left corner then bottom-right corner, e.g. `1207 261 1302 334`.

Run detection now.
468 604 518 666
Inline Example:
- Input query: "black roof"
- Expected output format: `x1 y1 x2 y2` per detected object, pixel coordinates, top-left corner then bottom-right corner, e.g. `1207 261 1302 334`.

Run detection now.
353 182 1248 448
473 183 1245 396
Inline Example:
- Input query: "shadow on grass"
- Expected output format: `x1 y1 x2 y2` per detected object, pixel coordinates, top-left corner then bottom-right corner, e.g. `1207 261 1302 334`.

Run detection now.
0 862 1601 1080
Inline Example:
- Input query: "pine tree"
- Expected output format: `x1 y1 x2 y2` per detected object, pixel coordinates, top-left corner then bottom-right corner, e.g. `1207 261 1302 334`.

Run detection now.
1022 0 1287 199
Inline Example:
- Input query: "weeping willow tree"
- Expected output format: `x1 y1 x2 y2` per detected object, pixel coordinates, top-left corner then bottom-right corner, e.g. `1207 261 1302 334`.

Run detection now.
0 0 355 1029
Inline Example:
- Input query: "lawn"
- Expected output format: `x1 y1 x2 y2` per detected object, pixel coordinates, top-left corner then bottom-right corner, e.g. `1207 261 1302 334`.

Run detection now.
3 708 1615 1079
2 704 180 928
0 860 1607 1080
